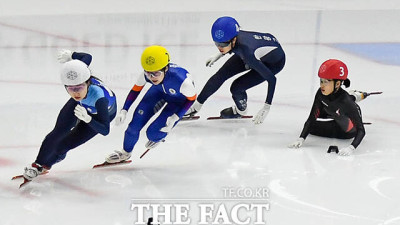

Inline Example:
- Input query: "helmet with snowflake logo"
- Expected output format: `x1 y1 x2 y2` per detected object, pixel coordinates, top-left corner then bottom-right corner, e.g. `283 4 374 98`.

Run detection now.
211 16 240 43
60 60 91 85
141 45 170 72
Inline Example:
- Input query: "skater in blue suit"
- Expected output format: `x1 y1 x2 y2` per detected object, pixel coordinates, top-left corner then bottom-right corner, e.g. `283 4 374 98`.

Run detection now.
22 50 117 181
106 45 196 163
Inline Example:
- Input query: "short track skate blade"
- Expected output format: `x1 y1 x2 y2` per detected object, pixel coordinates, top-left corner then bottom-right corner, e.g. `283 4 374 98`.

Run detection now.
12 170 49 180
140 149 151 159
181 116 200 121
11 175 24 180
207 115 253 120
367 91 382 96
92 160 132 169
19 178 31 188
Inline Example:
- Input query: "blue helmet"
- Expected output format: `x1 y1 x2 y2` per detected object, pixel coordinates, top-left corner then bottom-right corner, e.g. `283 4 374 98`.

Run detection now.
211 16 240 42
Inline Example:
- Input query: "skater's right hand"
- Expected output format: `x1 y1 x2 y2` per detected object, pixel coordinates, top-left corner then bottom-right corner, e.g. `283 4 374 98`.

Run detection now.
288 138 305 149
206 52 224 67
338 145 355 156
160 114 179 133
114 110 127 126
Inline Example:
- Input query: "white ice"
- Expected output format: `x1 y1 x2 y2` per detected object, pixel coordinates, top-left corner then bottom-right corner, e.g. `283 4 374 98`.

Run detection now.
1 1 400 225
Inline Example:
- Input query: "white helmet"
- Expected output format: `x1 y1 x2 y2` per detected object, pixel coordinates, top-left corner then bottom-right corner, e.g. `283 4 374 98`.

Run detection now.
60 60 91 85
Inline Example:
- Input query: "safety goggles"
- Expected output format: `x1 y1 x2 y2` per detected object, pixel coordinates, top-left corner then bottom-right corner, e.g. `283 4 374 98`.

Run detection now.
144 70 164 78
65 83 87 92
214 41 230 48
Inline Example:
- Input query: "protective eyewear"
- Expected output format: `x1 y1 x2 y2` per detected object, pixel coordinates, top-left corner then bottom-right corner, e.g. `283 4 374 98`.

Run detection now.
144 70 164 78
214 41 230 48
65 83 86 92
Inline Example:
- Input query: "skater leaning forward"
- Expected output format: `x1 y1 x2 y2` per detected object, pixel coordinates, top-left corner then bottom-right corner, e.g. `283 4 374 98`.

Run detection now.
22 50 117 181
105 45 196 163
185 16 286 124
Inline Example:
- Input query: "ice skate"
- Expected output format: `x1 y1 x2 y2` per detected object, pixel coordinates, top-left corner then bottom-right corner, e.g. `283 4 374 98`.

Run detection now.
348 90 368 102
23 163 47 181
220 106 244 118
93 150 132 168
181 115 200 121
140 140 165 159
145 140 162 149
105 149 131 163
11 163 49 188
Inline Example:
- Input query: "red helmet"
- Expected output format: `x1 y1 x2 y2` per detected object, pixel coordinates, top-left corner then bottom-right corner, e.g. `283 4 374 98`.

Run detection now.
318 59 348 80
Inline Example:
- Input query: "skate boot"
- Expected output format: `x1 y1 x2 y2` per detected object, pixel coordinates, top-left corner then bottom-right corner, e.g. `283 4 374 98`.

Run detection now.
348 90 368 102
23 163 47 180
139 140 164 158
220 106 246 118
106 149 131 163
145 139 164 149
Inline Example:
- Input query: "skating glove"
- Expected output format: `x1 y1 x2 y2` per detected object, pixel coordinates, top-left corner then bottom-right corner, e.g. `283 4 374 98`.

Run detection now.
206 52 224 67
338 145 355 156
160 114 179 133
288 138 305 149
57 49 73 63
184 100 203 116
114 110 127 126
74 105 92 123
253 103 271 124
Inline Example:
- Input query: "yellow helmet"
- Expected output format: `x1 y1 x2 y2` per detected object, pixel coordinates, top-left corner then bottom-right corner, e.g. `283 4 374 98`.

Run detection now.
141 45 170 72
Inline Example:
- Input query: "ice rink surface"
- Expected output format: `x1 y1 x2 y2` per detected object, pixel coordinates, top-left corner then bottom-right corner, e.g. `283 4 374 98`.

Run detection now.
1 1 400 225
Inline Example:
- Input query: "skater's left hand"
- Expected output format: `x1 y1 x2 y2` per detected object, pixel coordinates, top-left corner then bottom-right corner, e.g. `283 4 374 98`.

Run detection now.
253 103 271 124
338 145 355 156
160 114 179 133
74 105 92 123
57 49 73 63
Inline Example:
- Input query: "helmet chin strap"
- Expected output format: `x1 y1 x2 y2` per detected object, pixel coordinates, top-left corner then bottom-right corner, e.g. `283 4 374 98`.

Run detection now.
227 37 237 54
332 80 342 94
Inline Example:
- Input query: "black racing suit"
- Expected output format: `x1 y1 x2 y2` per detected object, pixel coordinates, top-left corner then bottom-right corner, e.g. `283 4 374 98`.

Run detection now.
299 88 365 148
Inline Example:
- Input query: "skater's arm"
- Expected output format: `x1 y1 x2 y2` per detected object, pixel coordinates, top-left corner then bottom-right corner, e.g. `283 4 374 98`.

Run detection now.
122 73 147 111
72 52 92 66
247 57 277 104
87 98 112 135
177 98 196 118
348 104 365 148
300 92 322 139
122 85 144 111
177 77 196 118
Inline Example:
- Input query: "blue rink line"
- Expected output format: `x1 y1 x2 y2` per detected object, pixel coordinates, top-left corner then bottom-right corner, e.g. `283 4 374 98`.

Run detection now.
331 43 400 66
